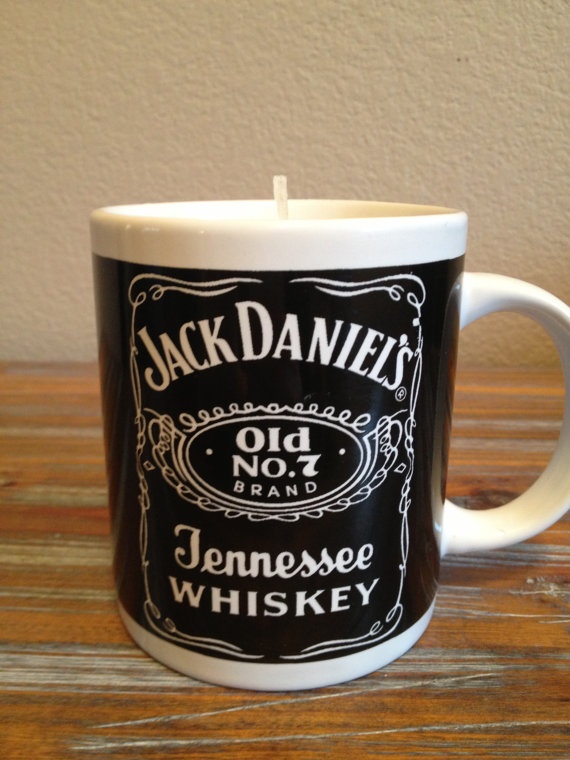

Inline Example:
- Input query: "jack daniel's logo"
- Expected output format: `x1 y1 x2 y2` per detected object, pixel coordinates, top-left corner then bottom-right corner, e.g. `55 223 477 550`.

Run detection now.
129 273 425 521
136 291 415 392
120 267 432 660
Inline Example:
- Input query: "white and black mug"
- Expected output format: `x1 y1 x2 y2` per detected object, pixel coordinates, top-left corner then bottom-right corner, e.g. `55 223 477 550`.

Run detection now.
91 200 570 690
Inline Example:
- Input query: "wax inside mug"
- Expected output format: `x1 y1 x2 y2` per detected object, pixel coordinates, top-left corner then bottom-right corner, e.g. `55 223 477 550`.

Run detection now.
92 201 570 690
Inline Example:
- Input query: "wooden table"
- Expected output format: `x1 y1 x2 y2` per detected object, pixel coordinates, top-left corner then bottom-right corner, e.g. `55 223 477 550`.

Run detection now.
1 363 568 759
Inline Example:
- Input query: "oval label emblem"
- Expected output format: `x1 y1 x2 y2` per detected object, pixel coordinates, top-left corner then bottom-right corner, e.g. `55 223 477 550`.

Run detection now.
147 403 406 520
183 414 366 516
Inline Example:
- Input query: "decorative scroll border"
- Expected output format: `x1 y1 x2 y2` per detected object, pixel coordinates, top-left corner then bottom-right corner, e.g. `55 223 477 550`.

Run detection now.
127 272 425 660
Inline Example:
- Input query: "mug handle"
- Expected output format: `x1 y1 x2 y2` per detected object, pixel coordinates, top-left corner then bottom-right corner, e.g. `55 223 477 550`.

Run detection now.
441 272 570 555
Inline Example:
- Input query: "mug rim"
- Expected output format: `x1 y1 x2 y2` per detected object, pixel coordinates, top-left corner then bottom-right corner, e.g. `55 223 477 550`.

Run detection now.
91 199 465 227
90 200 468 270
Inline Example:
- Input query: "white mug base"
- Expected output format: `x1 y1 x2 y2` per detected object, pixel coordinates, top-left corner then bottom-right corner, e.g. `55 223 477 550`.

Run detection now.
118 600 436 691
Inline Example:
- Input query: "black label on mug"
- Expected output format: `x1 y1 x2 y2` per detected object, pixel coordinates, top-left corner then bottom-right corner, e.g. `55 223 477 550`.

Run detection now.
94 256 462 663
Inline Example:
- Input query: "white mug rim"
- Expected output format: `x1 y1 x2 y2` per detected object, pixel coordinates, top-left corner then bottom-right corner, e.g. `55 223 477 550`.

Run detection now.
90 200 468 272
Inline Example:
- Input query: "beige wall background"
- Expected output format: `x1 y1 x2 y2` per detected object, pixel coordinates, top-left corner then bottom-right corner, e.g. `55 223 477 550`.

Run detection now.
1 0 568 366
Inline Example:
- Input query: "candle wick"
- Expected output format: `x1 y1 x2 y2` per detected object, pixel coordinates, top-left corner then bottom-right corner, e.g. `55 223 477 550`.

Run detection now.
273 175 289 220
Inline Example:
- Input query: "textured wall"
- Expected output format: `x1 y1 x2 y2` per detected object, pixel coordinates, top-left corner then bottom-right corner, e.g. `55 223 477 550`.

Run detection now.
1 0 568 365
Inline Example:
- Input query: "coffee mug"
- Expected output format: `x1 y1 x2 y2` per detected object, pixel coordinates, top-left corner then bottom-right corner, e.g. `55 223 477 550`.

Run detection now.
91 200 570 690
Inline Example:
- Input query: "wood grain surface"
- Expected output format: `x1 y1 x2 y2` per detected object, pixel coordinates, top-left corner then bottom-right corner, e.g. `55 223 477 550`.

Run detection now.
1 363 568 759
